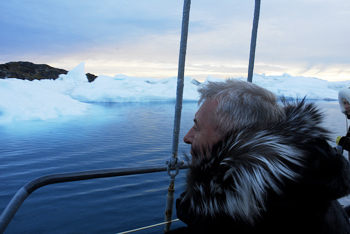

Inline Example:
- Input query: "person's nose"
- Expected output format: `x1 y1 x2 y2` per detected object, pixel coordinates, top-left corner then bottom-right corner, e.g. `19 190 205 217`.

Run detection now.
183 127 194 145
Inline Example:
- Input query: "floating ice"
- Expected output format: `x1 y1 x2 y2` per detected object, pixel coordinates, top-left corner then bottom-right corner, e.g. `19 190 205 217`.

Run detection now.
1 62 350 123
0 78 89 123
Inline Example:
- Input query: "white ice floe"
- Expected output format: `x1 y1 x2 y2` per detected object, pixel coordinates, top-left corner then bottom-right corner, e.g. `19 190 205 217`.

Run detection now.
1 62 350 122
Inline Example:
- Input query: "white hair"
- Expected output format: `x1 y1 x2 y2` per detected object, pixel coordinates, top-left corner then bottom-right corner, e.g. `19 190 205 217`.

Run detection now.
198 79 284 134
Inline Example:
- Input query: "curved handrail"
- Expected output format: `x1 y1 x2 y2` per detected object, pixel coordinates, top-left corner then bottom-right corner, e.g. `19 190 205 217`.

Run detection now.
0 165 189 234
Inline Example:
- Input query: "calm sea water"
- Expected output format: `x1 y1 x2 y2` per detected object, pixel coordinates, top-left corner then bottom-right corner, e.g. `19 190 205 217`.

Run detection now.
0 101 349 233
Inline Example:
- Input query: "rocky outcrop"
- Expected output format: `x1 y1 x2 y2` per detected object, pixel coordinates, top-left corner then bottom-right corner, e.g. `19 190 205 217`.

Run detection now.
86 73 97 82
0 61 97 82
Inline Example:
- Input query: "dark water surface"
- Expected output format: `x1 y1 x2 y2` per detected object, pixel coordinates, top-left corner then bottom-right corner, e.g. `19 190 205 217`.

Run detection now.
0 102 198 233
0 101 349 233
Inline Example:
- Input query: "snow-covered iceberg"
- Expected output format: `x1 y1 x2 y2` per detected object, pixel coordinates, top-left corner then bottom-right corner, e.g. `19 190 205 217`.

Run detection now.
0 77 89 122
1 62 350 123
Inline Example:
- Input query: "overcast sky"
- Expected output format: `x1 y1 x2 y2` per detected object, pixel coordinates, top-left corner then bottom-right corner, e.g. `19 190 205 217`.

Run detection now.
1 0 349 81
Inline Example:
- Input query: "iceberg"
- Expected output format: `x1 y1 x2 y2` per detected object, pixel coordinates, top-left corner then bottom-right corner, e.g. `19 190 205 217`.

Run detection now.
56 62 89 85
0 78 89 123
69 75 199 103
1 62 350 123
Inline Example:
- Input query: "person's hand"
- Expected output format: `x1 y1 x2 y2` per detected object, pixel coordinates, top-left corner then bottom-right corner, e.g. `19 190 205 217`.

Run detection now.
336 136 343 145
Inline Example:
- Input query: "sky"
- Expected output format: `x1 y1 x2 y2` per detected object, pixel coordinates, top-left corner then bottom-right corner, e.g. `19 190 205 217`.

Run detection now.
0 0 349 82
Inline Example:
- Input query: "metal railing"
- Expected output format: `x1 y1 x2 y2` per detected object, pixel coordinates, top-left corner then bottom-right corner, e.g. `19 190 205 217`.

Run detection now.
0 164 189 234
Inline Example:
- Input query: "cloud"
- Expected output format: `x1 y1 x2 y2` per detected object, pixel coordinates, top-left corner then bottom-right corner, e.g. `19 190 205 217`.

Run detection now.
0 0 349 81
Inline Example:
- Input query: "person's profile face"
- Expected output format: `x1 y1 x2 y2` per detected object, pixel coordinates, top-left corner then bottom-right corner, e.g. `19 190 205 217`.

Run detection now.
183 98 221 163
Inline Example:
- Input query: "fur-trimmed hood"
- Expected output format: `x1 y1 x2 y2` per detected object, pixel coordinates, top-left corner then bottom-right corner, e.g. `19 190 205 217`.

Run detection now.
181 100 350 225
338 87 350 115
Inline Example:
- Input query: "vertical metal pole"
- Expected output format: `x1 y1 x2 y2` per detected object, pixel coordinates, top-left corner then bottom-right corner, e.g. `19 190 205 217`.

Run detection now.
171 0 191 158
247 0 261 83
164 0 191 232
164 177 175 232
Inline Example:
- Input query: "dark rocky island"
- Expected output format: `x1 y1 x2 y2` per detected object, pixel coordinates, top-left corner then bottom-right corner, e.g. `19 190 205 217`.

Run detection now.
0 61 97 82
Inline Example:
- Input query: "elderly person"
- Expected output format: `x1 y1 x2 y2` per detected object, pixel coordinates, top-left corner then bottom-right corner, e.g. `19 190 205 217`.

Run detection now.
169 79 350 234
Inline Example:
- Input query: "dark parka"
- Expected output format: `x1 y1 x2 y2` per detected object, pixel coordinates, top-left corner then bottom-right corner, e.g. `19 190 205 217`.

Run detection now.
168 101 350 234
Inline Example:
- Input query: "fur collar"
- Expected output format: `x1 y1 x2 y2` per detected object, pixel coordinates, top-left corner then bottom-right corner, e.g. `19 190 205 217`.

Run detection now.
183 100 330 225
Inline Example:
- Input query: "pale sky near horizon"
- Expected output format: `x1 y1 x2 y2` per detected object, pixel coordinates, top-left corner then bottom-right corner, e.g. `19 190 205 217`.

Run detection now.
1 0 349 82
